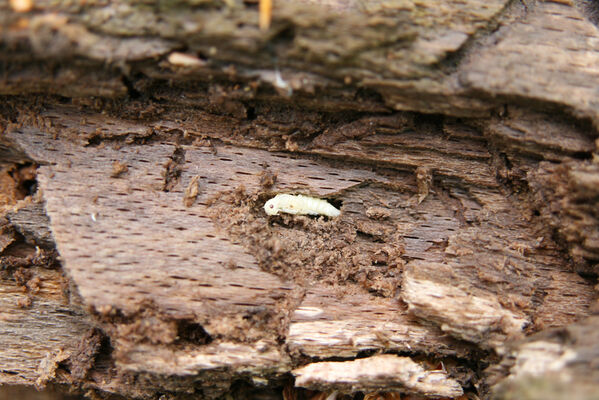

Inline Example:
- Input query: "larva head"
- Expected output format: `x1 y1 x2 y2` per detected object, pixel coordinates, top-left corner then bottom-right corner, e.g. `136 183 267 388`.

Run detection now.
264 197 279 215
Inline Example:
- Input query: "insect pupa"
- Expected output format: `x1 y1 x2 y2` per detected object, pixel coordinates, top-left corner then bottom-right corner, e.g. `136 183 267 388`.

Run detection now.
264 194 340 217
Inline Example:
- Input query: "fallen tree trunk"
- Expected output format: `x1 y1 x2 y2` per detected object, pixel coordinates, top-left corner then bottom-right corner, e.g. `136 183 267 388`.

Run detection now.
1 0 598 399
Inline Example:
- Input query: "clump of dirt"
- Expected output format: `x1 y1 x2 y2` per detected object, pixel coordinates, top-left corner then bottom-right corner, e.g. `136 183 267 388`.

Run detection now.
207 185 405 297
110 160 129 178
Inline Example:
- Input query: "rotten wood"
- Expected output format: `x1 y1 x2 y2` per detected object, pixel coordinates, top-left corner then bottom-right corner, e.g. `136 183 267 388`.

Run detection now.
488 316 599 400
0 264 92 386
1 0 599 399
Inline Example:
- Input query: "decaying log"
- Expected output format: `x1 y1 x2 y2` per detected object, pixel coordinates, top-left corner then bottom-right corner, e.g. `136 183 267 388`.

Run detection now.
1 0 599 399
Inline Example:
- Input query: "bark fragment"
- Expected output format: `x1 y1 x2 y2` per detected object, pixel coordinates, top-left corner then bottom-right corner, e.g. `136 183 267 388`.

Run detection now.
293 354 464 398
401 262 528 350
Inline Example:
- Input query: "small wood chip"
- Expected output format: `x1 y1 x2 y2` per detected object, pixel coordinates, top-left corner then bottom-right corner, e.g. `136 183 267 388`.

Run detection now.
293 354 463 398
183 175 201 207
111 160 128 178
365 206 391 220
415 166 433 204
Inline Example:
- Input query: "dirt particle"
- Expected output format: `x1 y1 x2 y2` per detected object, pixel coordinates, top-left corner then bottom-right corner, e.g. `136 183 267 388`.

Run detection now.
13 267 33 288
259 169 278 188
285 136 299 152
110 160 129 178
26 275 42 294
193 135 217 155
16 295 33 308
95 304 114 316
226 259 237 269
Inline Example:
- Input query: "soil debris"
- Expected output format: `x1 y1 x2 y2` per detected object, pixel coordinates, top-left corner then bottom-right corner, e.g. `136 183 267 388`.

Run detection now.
207 184 405 297
110 160 129 178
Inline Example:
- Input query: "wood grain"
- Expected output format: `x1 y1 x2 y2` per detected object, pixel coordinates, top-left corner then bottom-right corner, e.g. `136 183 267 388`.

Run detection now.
1 0 599 398
287 285 475 359
461 0 599 125
0 267 91 385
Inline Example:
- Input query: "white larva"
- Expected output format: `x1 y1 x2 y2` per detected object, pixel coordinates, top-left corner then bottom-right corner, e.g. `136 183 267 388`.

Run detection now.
264 194 340 217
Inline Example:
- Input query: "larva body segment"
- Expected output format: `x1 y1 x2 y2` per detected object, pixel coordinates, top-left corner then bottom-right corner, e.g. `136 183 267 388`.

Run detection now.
264 194 341 217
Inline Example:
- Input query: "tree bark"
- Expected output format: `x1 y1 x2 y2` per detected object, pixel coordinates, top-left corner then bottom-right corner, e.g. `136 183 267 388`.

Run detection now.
1 0 598 399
